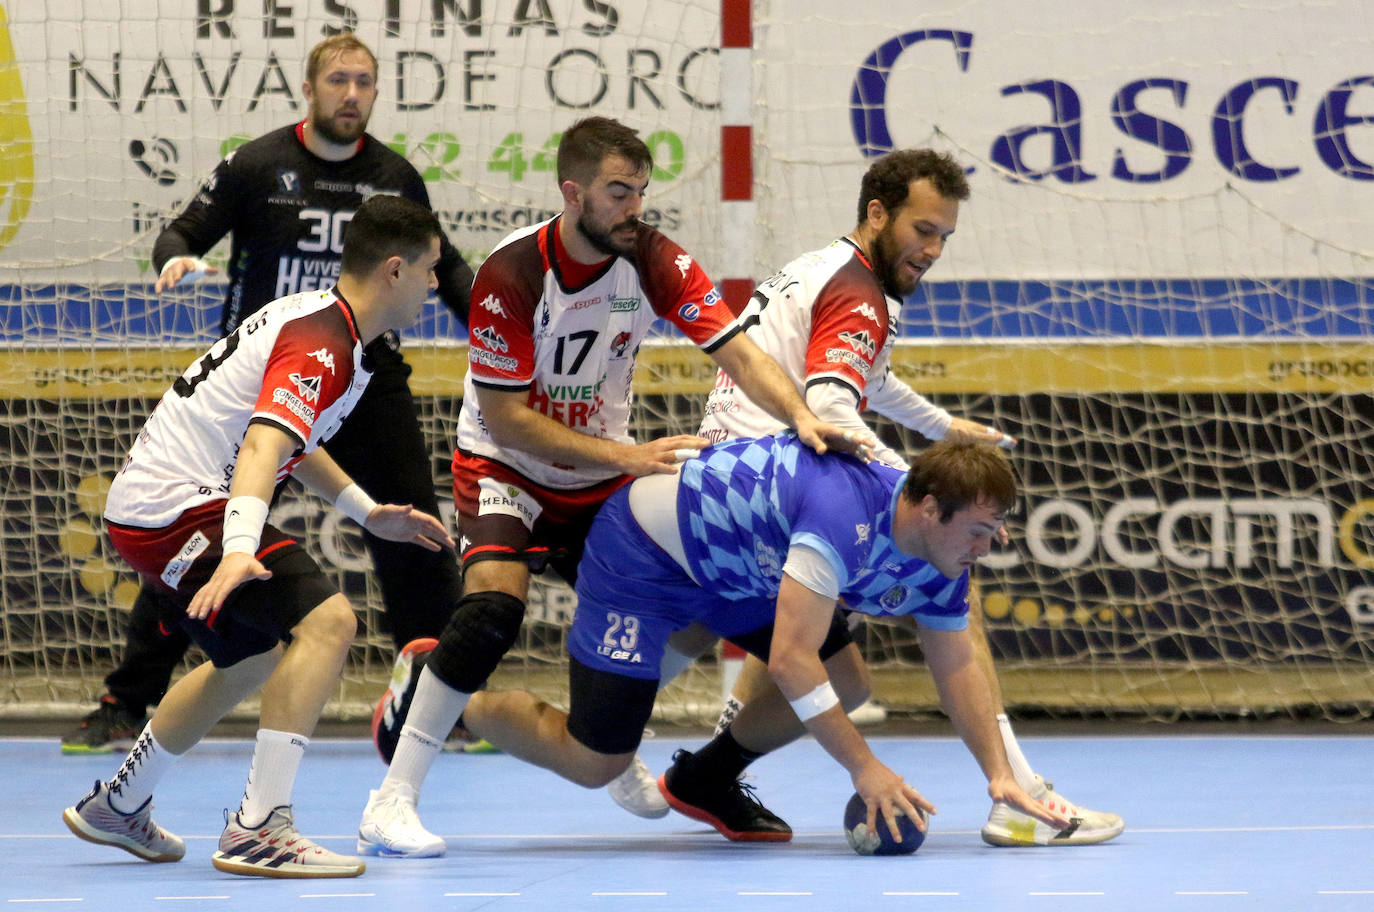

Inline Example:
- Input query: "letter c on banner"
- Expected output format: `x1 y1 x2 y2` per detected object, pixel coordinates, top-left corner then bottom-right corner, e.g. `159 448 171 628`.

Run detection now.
849 30 974 157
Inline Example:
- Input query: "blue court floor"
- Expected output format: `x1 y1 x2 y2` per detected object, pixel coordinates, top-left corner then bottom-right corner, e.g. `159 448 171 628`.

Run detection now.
7 731 1374 911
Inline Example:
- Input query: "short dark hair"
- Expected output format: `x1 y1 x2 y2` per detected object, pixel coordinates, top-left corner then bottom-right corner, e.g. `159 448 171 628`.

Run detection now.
901 439 1017 521
305 33 377 83
340 195 441 276
857 148 970 224
556 116 653 186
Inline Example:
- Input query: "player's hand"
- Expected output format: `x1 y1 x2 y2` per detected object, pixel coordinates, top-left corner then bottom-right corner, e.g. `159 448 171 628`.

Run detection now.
363 505 455 552
154 256 220 293
944 417 1016 450
187 551 272 621
987 773 1072 830
794 415 877 462
619 434 711 476
853 759 935 844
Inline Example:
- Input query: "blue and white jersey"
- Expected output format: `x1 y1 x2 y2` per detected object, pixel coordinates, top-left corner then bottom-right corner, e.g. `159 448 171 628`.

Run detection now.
675 434 969 629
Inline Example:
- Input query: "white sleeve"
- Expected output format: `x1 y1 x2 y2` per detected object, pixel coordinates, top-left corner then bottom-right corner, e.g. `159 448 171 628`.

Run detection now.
864 366 953 440
782 541 842 601
804 380 908 470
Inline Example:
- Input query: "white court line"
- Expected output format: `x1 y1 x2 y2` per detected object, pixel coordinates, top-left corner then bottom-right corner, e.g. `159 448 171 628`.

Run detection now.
1318 890 1374 895
7 902 83 905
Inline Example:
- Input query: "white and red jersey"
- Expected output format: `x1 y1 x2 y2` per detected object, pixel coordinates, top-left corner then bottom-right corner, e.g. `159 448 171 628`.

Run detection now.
105 288 371 528
459 216 744 489
700 238 898 442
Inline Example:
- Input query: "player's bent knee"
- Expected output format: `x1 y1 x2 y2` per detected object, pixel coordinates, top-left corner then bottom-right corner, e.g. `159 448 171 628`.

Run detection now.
297 595 358 649
431 591 526 692
571 751 636 789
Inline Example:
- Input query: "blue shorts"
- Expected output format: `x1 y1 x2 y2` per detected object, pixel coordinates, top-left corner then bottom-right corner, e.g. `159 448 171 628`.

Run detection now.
569 486 776 682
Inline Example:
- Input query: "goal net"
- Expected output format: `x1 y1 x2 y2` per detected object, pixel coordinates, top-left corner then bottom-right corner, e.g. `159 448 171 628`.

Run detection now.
4 0 1374 725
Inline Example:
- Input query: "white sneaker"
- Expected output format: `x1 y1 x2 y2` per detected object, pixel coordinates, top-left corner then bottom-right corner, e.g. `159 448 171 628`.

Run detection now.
847 698 888 727
357 784 446 858
981 774 1125 846
213 805 364 878
606 754 669 819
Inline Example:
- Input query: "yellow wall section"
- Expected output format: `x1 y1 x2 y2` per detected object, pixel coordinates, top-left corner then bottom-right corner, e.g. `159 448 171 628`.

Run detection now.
3 341 1371 398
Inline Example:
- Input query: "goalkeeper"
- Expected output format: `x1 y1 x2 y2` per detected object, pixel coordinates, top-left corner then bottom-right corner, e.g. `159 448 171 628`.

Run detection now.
696 147 1123 847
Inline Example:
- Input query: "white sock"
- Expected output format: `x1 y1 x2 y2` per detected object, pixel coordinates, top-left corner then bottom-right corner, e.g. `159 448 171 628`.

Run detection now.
238 728 308 826
997 713 1038 790
106 723 180 814
385 665 470 795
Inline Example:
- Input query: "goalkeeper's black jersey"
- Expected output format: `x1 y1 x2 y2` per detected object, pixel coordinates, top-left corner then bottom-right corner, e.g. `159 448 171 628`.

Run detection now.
153 122 470 335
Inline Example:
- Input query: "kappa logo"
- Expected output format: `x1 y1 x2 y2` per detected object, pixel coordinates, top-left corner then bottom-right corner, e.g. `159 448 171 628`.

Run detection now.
479 293 507 317
288 372 321 402
839 329 876 359
307 348 336 374
474 325 509 353
855 523 871 545
675 253 692 276
850 302 880 324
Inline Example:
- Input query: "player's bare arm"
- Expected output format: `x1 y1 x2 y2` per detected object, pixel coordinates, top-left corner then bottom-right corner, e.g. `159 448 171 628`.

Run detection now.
153 256 220 293
710 334 876 460
186 422 294 620
770 575 931 841
919 625 1071 829
477 385 708 475
291 448 454 552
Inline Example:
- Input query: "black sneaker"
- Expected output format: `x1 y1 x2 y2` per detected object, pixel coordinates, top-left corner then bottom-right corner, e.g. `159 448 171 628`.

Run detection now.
657 749 792 842
61 696 146 755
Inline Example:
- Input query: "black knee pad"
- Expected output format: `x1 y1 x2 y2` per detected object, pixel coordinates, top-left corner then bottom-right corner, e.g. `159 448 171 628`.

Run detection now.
430 591 526 692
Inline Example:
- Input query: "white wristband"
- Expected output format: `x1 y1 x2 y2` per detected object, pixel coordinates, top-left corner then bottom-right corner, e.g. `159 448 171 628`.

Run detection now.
221 495 269 556
335 483 378 527
788 681 840 722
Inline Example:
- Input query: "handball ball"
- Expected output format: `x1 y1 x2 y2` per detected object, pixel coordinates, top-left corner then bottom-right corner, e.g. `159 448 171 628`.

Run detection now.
843 791 927 855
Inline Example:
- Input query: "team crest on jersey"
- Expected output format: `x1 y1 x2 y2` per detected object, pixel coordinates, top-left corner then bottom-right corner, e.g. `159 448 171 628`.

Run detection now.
850 302 880 324
754 540 782 581
610 331 633 357
474 325 509 353
855 523 870 544
675 253 692 276
879 585 910 611
838 329 876 359
288 372 322 403
479 293 507 317
307 348 336 374
678 302 700 322
277 170 301 194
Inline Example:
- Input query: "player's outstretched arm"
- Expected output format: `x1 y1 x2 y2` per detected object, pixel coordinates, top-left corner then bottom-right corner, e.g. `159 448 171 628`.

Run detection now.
769 576 932 842
292 448 455 551
710 334 876 460
920 625 1071 829
476 386 708 475
153 256 220 293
